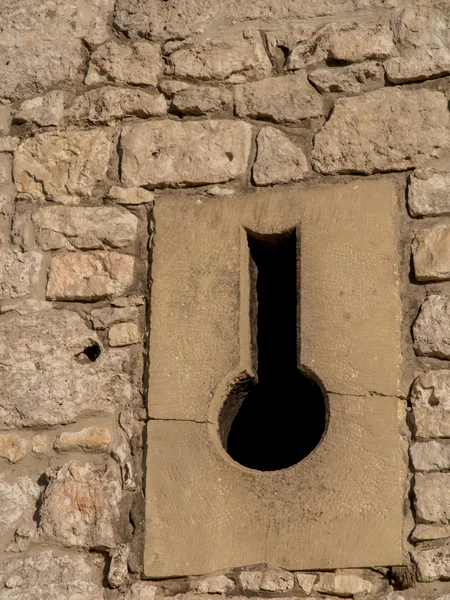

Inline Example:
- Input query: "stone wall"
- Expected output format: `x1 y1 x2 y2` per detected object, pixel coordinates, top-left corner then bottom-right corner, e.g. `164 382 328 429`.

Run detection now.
1 0 450 598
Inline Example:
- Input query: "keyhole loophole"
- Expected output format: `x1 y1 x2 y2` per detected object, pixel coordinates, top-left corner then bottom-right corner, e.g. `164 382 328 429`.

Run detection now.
220 229 327 472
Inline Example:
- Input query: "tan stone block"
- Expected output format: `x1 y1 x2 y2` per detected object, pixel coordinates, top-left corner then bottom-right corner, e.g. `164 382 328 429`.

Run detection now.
108 186 154 205
411 441 450 471
0 476 40 528
54 426 112 453
172 85 233 116
413 224 450 280
411 373 450 440
32 434 48 454
109 322 141 347
253 127 309 185
0 247 41 300
415 472 450 523
412 524 450 542
308 62 384 95
408 169 450 217
192 575 235 593
414 545 450 581
295 573 317 595
90 306 140 330
0 434 27 463
314 573 372 596
413 295 450 359
14 91 69 127
240 568 294 591
126 583 158 600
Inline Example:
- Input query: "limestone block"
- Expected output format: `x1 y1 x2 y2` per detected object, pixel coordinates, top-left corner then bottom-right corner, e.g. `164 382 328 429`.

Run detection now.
312 88 450 175
0 434 27 463
413 546 450 581
411 371 450 438
192 575 235 593
412 225 450 281
240 568 294 591
40 461 122 550
108 544 129 588
32 206 139 251
32 434 48 454
235 74 323 123
265 25 315 62
0 476 40 527
0 137 20 153
14 91 69 127
415 472 450 523
120 120 252 188
385 49 450 83
109 322 141 347
0 106 11 135
408 169 450 217
0 550 105 600
54 427 112 453
126 583 158 600
253 127 309 185
413 294 450 359
412 524 450 542
90 306 140 329
0 309 133 429
295 573 317 595
46 252 135 301
0 247 41 299
166 30 272 82
70 87 167 124
411 441 450 471
14 130 111 203
314 573 372 596
76 0 115 45
86 40 162 86
108 186 154 205
172 86 233 116
308 62 384 94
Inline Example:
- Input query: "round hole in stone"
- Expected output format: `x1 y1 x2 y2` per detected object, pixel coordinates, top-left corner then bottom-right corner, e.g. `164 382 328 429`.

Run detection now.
428 393 440 407
79 343 101 362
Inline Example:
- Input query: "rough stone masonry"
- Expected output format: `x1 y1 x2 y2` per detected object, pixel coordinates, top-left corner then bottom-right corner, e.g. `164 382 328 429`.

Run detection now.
2 0 450 598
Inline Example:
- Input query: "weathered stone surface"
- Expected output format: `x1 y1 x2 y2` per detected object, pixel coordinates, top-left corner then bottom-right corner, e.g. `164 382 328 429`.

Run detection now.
40 461 122 550
70 87 167 124
192 575 235 593
0 309 133 429
408 169 450 217
0 434 27 463
385 4 450 83
14 91 69 127
0 476 40 526
90 306 140 329
32 434 48 454
411 441 450 471
0 550 105 600
412 524 450 542
240 568 294 592
109 322 141 347
412 225 450 281
309 62 384 94
108 186 154 205
0 247 41 300
0 137 20 153
312 88 450 175
253 127 309 185
54 426 112 453
415 472 450 523
32 206 139 251
265 24 315 62
0 106 11 135
235 74 322 122
14 130 111 203
166 30 272 82
414 546 450 581
108 544 129 588
120 120 252 188
411 371 450 438
46 252 135 301
172 86 233 115
413 294 450 359
126 582 157 600
314 573 372 596
295 573 317 595
86 40 162 87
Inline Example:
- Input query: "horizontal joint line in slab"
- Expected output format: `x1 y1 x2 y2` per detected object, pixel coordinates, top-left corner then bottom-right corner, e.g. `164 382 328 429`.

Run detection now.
147 416 213 425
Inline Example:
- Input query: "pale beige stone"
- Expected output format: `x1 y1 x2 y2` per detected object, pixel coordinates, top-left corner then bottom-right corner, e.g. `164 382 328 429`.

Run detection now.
253 127 309 185
14 130 111 202
32 434 48 454
314 573 372 596
109 322 141 347
90 306 140 329
295 573 317 595
265 24 315 61
0 137 20 152
0 247 41 300
0 106 11 135
46 252 135 301
385 49 450 83
240 568 294 591
0 434 27 463
70 87 167 124
192 575 235 593
408 169 450 217
413 294 450 359
415 472 450 523
309 62 384 94
172 86 233 115
235 74 322 123
86 40 162 87
54 426 112 453
411 371 450 439
166 29 272 82
412 225 450 281
0 476 40 527
40 461 122 549
414 546 450 581
0 550 104 600
411 441 450 471
159 80 190 98
14 91 69 127
108 186 154 205
412 524 450 542
126 583 157 600
120 120 252 188
32 206 139 251
77 0 115 45
312 88 450 175
0 309 133 429
108 543 129 588
206 186 235 196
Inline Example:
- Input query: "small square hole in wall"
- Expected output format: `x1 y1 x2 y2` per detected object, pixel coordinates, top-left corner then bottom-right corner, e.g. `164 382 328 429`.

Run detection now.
144 181 403 577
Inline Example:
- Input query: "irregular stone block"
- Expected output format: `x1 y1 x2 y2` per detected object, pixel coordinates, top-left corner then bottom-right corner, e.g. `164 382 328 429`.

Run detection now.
312 88 450 175
90 306 140 329
235 74 322 122
86 39 162 86
314 573 372 596
54 426 112 453
32 434 48 454
108 186 154 205
166 29 272 81
309 61 384 94
0 434 27 463
240 568 294 591
126 583 158 600
412 524 450 542
412 225 450 281
108 543 129 588
46 252 135 301
265 24 315 62
0 247 41 300
413 294 450 359
408 169 450 217
40 461 122 550
109 322 141 347
32 206 139 251
14 90 69 127
295 573 317 595
70 87 167 124
0 106 11 135
0 309 133 429
120 120 252 188
14 130 111 203
191 575 235 593
253 127 309 185
415 472 450 523
411 371 450 438
0 137 20 152
414 546 450 581
411 441 450 471
172 85 233 115
0 476 40 527
0 550 105 600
